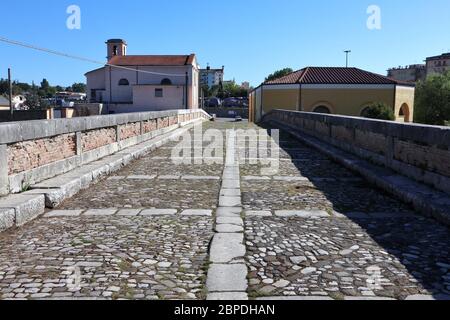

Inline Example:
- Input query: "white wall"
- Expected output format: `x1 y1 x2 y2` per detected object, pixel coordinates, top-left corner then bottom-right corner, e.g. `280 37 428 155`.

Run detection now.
86 68 106 101
133 85 184 110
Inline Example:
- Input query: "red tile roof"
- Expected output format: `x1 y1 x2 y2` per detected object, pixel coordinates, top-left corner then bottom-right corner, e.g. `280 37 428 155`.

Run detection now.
265 67 412 85
108 54 196 66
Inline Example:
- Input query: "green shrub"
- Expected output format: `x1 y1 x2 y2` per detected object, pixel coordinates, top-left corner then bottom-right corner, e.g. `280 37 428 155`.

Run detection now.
362 102 395 121
414 72 450 126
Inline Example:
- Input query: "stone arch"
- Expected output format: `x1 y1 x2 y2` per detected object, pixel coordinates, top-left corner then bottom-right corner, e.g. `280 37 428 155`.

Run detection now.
399 103 411 123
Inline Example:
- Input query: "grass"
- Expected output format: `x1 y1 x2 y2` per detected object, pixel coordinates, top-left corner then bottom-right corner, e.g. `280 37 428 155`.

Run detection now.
329 292 345 300
247 290 274 299
157 292 166 300
21 182 31 192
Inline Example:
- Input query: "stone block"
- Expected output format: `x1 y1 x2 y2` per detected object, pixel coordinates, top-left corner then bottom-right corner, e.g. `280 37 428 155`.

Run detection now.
275 210 330 218
216 207 242 217
215 224 244 233
140 209 177 216
0 194 45 226
0 208 15 232
84 209 117 216
117 209 142 216
216 217 243 226
181 209 212 216
222 179 240 189
210 233 245 263
220 189 241 197
219 196 241 207
245 210 272 217
206 264 248 293
207 292 248 301
44 210 83 217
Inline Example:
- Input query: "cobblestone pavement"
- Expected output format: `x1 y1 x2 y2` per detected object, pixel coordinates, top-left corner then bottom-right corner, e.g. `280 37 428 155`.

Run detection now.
0 122 226 300
0 119 449 300
0 215 211 300
241 124 450 300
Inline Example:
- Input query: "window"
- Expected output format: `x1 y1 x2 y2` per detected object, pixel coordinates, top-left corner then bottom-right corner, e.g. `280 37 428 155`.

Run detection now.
155 88 163 98
118 78 129 86
160 78 172 85
113 46 118 56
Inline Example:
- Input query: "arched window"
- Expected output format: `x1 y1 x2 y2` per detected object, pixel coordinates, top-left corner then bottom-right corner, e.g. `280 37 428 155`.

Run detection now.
313 105 331 114
161 78 172 85
118 78 129 86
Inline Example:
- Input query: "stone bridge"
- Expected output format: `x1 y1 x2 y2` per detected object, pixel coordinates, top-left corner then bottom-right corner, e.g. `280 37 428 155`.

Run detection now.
0 110 449 300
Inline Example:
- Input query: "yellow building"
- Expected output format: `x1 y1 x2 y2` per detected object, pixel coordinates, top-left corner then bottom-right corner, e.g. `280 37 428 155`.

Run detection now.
249 67 415 123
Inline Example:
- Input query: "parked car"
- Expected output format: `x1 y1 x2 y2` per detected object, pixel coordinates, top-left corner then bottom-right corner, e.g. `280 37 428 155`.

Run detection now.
207 97 222 107
223 97 240 107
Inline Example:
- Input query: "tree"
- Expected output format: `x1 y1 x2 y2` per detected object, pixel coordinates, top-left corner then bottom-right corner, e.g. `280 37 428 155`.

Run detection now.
265 68 294 82
70 83 86 93
40 78 50 91
218 81 248 99
24 93 41 109
362 102 395 121
0 79 9 95
414 72 450 126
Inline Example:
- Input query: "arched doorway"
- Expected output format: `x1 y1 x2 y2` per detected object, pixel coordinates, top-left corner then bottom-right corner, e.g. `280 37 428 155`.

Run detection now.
399 103 410 123
313 105 332 114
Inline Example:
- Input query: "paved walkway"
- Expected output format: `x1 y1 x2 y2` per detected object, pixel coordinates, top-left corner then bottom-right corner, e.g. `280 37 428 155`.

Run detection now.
0 120 449 300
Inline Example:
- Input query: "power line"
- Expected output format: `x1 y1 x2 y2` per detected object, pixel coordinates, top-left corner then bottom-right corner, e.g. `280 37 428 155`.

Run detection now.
0 36 187 77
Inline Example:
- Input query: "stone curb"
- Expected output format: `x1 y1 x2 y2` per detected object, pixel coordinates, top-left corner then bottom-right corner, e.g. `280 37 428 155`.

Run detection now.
42 208 215 218
0 194 45 230
206 130 249 301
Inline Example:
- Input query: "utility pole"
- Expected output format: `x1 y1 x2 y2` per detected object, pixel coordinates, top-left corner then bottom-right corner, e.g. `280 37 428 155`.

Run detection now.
185 72 189 110
344 50 351 68
8 68 13 119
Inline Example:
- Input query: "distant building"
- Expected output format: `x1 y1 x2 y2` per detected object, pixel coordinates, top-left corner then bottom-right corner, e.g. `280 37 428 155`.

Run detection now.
200 65 224 88
249 67 415 123
425 52 450 77
0 95 27 110
55 92 87 101
85 39 200 113
387 65 426 83
240 82 250 90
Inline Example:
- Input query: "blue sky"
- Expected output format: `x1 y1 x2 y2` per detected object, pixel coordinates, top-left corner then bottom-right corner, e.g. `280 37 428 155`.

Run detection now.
0 0 449 87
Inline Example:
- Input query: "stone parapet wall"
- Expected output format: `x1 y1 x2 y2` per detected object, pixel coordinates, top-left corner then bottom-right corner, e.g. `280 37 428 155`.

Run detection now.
262 110 450 195
8 134 77 175
0 110 210 195
82 128 116 153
